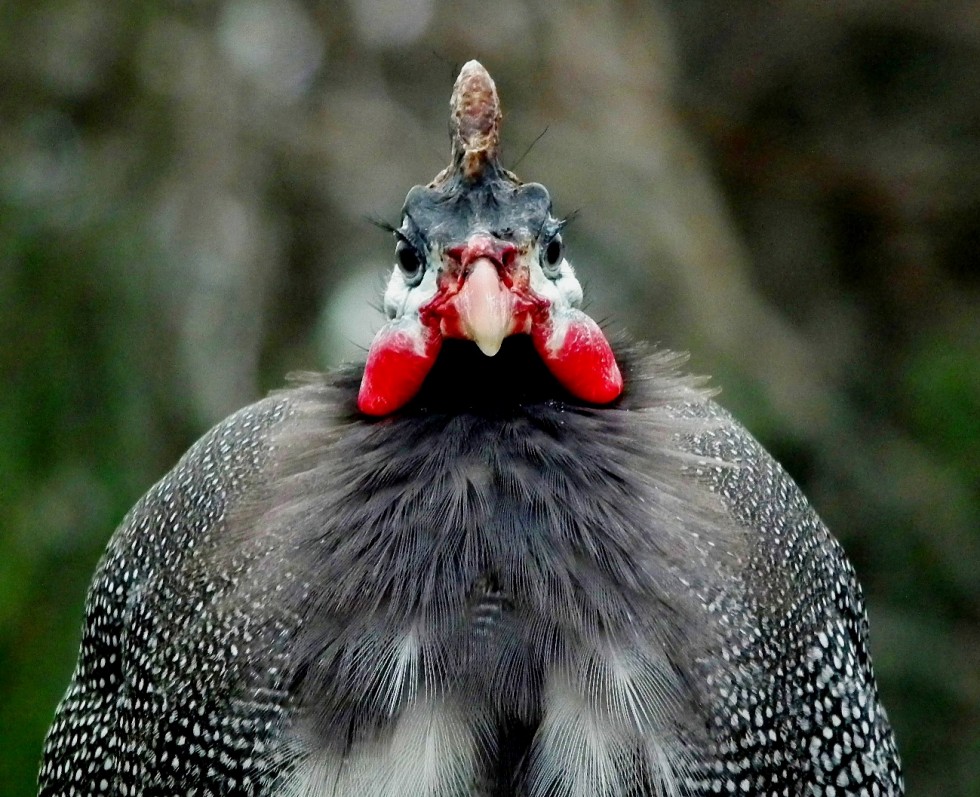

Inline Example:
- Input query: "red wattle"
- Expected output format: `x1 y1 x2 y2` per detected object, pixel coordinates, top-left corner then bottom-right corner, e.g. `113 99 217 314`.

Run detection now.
531 310 623 405
357 319 442 416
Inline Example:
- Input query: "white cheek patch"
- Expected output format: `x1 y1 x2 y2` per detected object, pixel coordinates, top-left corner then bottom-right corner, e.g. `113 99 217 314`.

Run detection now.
382 245 441 320
383 246 582 325
527 252 583 312
555 261 583 308
525 250 586 356
279 700 478 797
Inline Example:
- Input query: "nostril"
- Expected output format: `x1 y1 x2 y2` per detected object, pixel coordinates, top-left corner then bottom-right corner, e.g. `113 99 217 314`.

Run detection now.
448 236 519 269
445 244 466 266
497 243 518 268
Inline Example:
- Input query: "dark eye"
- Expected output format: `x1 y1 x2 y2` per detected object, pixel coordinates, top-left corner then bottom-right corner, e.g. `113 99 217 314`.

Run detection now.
542 234 564 276
396 239 424 284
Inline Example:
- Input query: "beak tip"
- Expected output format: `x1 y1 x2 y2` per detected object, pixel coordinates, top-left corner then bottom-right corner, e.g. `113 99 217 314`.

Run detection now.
474 337 504 357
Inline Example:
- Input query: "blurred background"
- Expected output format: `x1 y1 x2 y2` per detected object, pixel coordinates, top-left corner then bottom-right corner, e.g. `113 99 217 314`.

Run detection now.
1 1 977 794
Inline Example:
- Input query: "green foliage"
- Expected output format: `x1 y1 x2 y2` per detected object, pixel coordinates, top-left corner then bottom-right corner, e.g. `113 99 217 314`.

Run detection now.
0 199 193 794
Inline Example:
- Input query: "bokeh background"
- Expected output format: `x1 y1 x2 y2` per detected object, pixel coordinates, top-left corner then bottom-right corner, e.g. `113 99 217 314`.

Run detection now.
2 2 978 795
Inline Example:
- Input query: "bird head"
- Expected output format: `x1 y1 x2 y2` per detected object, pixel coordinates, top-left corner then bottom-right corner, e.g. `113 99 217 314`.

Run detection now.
357 61 623 416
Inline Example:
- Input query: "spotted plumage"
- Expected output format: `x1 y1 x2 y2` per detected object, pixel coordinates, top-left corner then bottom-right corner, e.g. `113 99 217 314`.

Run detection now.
39 61 902 797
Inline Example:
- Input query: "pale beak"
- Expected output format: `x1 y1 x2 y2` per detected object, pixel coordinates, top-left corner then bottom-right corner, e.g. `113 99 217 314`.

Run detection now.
452 257 516 356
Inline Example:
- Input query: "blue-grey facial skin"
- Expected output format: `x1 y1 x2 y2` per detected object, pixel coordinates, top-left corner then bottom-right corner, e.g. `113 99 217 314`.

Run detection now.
400 173 558 254
379 169 584 367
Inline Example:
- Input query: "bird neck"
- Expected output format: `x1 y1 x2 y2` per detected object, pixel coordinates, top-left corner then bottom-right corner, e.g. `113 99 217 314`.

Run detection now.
406 334 586 414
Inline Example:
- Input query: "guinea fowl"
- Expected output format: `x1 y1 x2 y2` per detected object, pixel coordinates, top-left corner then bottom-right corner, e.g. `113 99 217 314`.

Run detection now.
39 61 903 797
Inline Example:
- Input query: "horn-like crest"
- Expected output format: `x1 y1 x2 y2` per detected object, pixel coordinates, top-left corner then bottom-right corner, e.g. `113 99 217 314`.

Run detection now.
432 60 503 185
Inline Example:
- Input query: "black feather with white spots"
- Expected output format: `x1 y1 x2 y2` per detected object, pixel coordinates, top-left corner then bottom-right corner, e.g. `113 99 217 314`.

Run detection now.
38 399 294 796
683 411 903 796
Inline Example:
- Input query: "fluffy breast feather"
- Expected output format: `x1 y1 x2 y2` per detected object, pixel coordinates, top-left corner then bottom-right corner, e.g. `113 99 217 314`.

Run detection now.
209 343 747 795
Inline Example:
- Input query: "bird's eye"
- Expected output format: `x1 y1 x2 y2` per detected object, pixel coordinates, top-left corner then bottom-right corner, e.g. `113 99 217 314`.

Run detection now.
542 234 564 277
396 239 424 285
